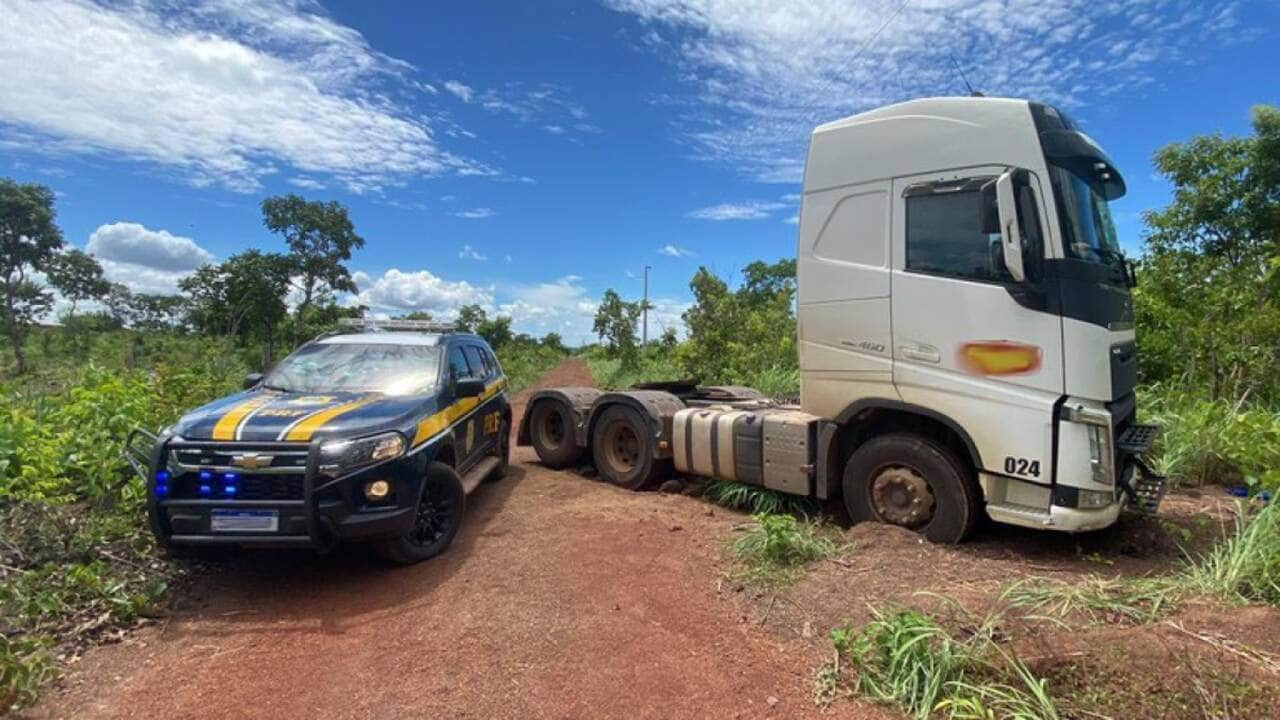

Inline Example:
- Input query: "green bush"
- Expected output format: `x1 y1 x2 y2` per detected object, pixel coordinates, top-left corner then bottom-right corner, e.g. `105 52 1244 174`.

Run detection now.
1180 500 1280 606
1141 385 1280 492
703 480 818 517
730 513 838 587
0 635 57 714
496 340 569 394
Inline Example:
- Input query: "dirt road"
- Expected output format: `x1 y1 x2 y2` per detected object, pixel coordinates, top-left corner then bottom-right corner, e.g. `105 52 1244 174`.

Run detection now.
32 359 1279 719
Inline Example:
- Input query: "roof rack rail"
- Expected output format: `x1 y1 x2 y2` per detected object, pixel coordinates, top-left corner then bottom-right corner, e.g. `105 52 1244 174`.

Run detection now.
337 318 458 333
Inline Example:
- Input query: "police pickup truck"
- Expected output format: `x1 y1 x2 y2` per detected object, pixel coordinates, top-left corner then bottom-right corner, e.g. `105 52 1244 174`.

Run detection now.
126 320 511 564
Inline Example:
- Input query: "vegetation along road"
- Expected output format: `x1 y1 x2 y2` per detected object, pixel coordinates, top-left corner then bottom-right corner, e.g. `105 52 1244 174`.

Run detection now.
27 358 1280 720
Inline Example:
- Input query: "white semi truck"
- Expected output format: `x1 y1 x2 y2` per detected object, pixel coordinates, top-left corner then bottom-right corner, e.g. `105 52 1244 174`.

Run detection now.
516 97 1165 543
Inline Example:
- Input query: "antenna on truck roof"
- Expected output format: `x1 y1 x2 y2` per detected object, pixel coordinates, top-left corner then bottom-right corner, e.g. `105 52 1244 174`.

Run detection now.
949 54 983 97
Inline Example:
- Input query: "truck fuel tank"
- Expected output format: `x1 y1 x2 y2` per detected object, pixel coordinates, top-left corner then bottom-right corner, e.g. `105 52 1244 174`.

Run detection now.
673 406 818 495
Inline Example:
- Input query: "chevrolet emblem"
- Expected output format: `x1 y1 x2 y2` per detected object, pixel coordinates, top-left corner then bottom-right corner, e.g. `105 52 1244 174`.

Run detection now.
230 453 274 470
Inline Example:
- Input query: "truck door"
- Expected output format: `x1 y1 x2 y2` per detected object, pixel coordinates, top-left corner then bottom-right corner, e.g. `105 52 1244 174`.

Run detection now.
889 168 1063 484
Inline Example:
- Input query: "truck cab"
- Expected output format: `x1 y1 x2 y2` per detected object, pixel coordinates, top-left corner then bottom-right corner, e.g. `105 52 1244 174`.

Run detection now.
518 96 1163 543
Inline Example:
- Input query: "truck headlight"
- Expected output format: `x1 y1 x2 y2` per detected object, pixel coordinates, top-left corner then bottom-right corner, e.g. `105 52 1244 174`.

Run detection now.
1087 424 1113 485
319 431 407 473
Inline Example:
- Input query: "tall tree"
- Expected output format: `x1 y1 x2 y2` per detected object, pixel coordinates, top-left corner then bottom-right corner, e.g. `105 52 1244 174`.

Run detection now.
0 179 63 373
1137 105 1280 403
260 194 364 326
593 289 640 366
181 251 294 366
454 304 487 333
46 248 109 316
476 314 514 348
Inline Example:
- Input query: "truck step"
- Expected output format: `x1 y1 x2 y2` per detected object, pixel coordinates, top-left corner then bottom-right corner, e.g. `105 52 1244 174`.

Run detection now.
460 457 501 495
985 502 1052 528
1117 424 1160 454
1126 461 1167 514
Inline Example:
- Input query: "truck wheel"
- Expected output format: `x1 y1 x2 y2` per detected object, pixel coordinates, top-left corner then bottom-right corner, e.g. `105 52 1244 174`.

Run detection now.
487 417 510 482
529 400 583 468
375 461 465 565
591 405 668 490
841 433 979 544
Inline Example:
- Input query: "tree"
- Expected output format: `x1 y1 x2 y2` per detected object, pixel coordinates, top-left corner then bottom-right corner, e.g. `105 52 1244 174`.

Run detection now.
127 293 187 331
0 179 63 373
1137 105 1280 404
261 194 364 330
476 315 514 348
454 304 487 333
397 310 433 321
542 331 565 353
181 250 294 366
593 289 640 366
678 260 797 385
659 327 679 349
46 248 109 316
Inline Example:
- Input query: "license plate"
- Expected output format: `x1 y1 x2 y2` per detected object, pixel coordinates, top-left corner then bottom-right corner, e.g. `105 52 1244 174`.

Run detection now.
210 509 278 533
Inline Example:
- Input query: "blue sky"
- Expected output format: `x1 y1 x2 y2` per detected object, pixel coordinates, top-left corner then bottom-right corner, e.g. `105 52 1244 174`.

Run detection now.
2 0 1277 343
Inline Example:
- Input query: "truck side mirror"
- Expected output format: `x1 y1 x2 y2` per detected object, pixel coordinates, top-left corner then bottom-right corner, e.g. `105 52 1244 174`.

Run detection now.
243 372 264 390
995 170 1026 283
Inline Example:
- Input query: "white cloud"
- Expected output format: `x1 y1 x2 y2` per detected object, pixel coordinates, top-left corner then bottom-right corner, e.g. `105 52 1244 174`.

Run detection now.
784 214 799 225
658 244 695 258
287 177 326 190
444 80 475 102
352 268 494 316
454 207 496 219
86 221 215 294
687 200 786 221
0 0 490 192
607 0 1253 182
458 244 488 261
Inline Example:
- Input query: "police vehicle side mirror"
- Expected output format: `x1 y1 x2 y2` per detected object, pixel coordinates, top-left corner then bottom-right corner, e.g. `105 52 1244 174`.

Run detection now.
455 378 485 398
243 372 263 390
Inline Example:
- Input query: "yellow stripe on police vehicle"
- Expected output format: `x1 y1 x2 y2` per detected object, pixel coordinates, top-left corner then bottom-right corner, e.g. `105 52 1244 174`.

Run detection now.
211 394 277 441
282 397 380 442
412 378 507 447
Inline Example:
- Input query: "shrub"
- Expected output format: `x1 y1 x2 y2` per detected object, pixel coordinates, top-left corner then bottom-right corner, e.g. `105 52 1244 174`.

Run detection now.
703 480 818 517
1141 385 1280 492
730 513 838 587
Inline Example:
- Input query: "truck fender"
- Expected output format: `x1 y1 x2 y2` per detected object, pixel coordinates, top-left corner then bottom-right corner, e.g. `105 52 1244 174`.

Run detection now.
834 398 984 470
517 387 602 448
587 391 687 459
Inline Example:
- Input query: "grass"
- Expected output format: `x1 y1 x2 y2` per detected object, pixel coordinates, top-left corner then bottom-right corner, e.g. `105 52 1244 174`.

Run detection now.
1001 576 1179 626
702 480 819 517
1179 499 1280 605
818 602 1059 720
0 635 58 714
729 513 839 588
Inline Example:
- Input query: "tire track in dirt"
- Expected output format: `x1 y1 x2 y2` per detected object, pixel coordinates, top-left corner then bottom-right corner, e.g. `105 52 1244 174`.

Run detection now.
33 358 875 720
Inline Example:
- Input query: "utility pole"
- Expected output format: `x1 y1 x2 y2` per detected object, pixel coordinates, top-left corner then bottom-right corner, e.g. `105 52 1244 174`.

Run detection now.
642 265 651 345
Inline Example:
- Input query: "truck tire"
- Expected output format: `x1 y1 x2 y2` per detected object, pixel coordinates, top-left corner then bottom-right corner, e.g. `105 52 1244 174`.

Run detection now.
841 433 979 544
529 399 583 469
375 461 465 565
591 404 668 491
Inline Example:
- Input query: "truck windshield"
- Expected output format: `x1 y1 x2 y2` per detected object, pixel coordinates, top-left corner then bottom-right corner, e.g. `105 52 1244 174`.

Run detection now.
262 343 442 396
1048 163 1126 281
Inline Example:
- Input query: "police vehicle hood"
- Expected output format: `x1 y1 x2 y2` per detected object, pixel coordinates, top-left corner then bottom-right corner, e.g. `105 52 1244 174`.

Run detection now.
170 388 431 443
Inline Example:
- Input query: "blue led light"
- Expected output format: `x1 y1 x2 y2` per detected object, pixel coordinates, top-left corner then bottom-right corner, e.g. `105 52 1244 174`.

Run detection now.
198 471 213 481
198 484 212 496
155 470 170 482
155 484 168 497
224 485 238 496
223 472 238 481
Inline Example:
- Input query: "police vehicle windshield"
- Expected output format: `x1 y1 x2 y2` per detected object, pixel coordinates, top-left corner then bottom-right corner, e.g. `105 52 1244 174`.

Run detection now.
262 342 443 396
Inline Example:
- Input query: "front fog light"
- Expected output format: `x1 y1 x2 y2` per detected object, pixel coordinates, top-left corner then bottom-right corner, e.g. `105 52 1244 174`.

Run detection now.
1078 488 1115 509
364 479 392 501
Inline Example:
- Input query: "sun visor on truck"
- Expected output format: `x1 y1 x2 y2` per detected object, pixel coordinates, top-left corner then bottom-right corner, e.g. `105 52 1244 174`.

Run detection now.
1039 129 1127 201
